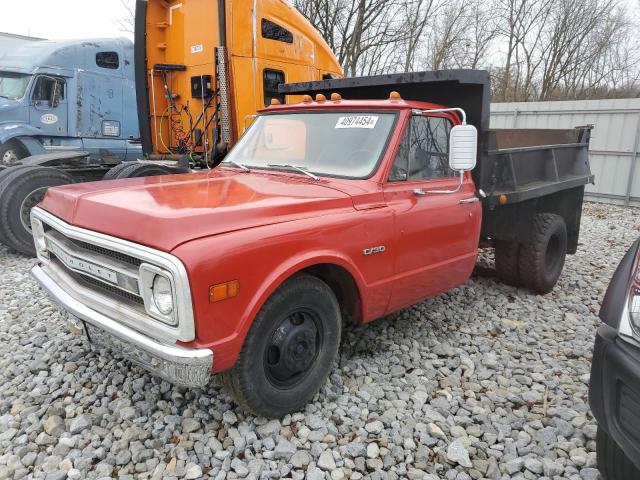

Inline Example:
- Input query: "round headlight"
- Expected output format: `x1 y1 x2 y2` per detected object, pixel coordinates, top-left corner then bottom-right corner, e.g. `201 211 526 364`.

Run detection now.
152 275 173 315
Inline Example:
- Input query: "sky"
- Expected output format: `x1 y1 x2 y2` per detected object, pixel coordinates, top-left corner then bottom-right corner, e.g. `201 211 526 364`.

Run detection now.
0 0 134 41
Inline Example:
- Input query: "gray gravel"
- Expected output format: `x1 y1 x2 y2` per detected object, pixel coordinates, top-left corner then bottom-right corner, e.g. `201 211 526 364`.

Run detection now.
0 202 638 480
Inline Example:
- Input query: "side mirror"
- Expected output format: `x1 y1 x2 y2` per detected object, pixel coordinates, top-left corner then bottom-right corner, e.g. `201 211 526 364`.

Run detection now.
449 124 477 171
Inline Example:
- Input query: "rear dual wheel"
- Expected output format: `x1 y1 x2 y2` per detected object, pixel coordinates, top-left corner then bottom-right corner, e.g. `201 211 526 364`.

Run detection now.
221 273 341 417
494 213 567 294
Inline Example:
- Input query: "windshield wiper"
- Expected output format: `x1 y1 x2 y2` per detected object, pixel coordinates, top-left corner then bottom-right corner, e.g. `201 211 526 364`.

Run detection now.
220 159 250 172
267 164 319 180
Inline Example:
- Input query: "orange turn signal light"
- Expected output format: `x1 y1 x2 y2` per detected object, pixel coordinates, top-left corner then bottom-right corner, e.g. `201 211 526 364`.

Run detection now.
498 194 508 206
209 280 239 303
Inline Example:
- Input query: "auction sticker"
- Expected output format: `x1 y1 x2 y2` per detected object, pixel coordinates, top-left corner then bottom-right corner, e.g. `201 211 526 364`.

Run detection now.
191 44 204 54
335 115 378 129
40 113 58 125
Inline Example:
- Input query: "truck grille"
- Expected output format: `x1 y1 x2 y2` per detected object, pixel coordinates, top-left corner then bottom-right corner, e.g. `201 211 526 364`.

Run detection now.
43 227 144 308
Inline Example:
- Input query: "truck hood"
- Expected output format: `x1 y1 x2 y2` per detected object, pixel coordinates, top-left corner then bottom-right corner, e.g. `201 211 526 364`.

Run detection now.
39 170 355 252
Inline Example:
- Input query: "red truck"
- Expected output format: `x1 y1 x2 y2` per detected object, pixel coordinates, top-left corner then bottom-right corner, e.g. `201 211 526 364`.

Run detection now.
31 71 593 417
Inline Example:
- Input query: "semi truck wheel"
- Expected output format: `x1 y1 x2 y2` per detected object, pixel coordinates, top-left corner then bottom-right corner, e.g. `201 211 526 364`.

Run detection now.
220 273 341 417
494 240 521 286
102 162 135 180
596 427 640 479
0 166 74 256
0 140 27 167
518 213 567 294
112 163 176 179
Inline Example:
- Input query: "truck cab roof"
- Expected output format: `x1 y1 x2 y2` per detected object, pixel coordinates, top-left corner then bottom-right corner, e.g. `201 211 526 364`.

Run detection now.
0 38 133 76
261 97 454 116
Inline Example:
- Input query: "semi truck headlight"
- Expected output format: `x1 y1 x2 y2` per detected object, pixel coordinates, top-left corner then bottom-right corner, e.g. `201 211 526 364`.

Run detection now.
152 274 174 315
31 217 48 259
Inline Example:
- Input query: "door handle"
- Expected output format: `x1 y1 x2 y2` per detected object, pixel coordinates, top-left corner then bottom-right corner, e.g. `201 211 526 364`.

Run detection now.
459 197 479 204
413 188 426 196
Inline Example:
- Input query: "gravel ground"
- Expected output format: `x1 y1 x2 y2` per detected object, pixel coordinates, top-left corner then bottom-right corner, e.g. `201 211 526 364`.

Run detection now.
0 202 638 480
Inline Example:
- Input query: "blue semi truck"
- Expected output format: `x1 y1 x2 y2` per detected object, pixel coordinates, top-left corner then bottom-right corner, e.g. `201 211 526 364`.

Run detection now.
0 37 142 165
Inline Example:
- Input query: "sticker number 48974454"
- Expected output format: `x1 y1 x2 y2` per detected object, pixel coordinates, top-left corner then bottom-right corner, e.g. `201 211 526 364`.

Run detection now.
335 115 379 129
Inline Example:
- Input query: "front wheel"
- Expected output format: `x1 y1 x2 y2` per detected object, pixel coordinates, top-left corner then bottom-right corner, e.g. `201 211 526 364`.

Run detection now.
221 273 341 417
597 426 640 479
0 140 27 167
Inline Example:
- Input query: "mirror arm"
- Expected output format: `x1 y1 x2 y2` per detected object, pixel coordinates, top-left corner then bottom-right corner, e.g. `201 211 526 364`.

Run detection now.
426 170 464 194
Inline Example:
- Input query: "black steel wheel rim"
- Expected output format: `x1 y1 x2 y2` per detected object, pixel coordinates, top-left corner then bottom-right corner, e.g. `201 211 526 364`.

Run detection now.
263 308 323 388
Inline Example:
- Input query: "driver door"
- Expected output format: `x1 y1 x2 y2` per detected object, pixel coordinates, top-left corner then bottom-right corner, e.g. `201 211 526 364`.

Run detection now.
383 114 481 312
29 75 68 137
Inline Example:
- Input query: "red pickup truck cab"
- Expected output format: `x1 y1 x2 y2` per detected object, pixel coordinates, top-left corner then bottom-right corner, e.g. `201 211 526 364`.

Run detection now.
30 72 593 416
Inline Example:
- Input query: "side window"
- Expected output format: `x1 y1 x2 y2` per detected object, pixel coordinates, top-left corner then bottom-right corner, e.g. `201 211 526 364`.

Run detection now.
261 19 293 43
32 76 65 105
389 116 454 181
263 69 285 107
96 51 119 70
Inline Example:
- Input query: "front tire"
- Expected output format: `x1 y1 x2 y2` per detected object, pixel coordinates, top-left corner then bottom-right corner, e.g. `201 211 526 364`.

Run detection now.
221 273 341 417
597 426 640 479
0 140 27 167
0 166 74 256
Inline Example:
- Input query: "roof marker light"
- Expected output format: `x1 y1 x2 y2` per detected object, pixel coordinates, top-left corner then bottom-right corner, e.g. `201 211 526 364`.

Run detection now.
315 94 327 102
330 92 342 101
302 95 313 103
389 91 402 100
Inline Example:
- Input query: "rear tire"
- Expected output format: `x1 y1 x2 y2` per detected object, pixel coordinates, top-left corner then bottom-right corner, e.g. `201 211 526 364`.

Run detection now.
102 162 133 180
518 213 567 294
494 240 521 286
220 273 341 417
0 140 28 167
112 163 176 179
597 426 640 479
0 166 74 256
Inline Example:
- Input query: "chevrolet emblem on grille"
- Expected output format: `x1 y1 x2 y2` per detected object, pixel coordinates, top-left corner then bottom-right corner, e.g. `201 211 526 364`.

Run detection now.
48 241 119 284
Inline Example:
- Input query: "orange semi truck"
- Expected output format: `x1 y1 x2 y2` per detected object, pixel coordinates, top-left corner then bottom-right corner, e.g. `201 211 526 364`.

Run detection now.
0 0 342 255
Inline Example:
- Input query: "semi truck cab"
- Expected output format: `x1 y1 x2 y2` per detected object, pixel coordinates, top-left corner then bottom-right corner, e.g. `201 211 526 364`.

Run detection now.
0 38 141 165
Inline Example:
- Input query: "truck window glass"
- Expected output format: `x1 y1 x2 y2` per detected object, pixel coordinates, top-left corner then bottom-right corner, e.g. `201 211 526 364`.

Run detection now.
263 70 285 106
32 77 65 104
96 51 119 70
224 112 396 178
261 19 293 43
0 72 31 100
391 116 454 181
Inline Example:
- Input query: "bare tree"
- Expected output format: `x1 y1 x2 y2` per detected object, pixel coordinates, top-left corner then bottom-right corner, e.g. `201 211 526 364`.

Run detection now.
114 0 136 34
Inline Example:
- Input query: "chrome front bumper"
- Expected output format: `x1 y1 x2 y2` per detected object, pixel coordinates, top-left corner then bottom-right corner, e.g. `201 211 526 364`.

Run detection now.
32 265 213 388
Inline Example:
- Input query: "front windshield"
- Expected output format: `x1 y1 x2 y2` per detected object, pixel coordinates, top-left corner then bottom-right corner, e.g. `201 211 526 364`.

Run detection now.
0 72 31 100
224 112 397 178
